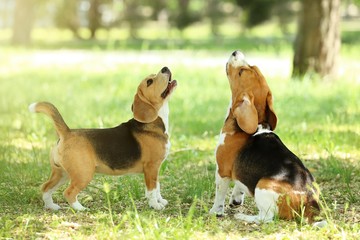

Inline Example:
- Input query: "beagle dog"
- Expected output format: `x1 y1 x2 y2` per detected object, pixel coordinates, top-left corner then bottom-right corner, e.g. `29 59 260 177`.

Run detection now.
210 51 321 224
29 66 177 211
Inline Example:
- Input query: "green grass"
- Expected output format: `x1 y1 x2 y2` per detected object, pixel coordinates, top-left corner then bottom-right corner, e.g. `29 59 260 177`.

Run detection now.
0 47 359 239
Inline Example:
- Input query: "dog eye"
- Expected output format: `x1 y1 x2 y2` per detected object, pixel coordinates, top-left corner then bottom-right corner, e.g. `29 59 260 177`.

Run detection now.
147 79 153 87
239 69 245 76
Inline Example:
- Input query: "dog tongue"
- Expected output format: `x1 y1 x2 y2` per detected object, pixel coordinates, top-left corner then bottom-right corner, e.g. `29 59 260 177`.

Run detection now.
161 80 177 98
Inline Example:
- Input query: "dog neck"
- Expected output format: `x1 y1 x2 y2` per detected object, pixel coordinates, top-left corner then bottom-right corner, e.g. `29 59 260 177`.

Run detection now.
253 123 272 136
158 101 169 134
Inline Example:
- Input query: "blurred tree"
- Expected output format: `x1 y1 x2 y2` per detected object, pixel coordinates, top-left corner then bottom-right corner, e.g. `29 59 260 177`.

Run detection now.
11 0 35 45
207 0 223 36
171 0 201 32
144 0 167 20
235 0 274 28
293 0 341 77
88 0 101 39
234 0 296 34
88 0 114 39
123 0 144 39
54 0 82 39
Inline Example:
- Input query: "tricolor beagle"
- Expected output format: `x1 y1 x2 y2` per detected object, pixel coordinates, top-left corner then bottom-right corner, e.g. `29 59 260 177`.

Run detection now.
210 51 321 224
29 66 177 211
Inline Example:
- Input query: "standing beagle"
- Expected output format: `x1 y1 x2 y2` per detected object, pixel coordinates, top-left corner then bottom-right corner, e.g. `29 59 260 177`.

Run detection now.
210 51 321 224
29 66 177 211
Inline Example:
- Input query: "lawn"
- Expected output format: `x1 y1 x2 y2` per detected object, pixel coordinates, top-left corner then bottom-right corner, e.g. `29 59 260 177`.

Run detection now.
0 38 359 238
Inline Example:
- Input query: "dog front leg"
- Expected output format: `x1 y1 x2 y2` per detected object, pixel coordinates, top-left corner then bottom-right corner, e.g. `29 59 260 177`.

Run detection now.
209 169 231 216
144 168 167 210
229 180 246 207
156 182 168 206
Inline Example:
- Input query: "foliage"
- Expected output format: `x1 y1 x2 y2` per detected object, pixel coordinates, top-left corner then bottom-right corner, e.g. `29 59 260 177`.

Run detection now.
234 0 295 29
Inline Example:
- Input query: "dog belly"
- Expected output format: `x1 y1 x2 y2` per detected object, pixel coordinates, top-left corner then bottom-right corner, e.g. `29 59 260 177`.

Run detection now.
95 160 144 175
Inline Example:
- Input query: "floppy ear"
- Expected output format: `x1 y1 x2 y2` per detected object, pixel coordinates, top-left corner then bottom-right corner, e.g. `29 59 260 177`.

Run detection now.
266 91 277 130
232 93 258 134
132 93 158 123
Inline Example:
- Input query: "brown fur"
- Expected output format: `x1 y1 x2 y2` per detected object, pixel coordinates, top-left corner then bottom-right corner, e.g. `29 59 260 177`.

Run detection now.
214 51 320 223
217 62 277 179
30 67 177 210
257 179 320 222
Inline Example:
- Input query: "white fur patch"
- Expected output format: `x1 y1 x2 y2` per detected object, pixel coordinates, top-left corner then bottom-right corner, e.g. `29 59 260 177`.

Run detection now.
158 101 171 160
233 180 251 196
313 220 328 228
255 188 279 219
228 51 248 68
229 181 247 206
209 171 231 216
217 132 226 147
71 201 86 211
156 182 168 206
235 187 279 223
146 187 167 210
253 124 272 136
42 175 67 210
272 170 288 181
43 192 61 210
28 102 37 113
158 101 169 134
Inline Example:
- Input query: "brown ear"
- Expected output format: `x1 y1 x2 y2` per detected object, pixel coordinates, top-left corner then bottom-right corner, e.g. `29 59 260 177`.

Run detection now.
266 91 277 130
132 93 158 123
232 93 258 134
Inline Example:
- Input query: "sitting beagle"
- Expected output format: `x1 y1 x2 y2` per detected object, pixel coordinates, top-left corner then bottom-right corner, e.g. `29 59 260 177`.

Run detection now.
210 51 321 224
29 66 177 211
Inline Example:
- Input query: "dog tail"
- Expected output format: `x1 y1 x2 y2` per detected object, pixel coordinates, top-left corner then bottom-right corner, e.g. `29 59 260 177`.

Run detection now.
304 185 329 228
29 102 70 138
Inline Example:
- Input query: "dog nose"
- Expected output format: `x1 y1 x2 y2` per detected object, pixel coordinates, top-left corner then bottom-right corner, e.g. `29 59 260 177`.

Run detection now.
161 66 169 73
232 51 238 57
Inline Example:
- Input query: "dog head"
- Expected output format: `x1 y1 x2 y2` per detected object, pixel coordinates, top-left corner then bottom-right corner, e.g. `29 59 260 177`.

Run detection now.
226 51 277 134
132 67 177 123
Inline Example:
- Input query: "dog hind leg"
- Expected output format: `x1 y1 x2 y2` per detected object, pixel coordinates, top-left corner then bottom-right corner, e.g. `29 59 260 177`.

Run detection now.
63 163 94 211
41 151 68 211
235 187 279 224
63 179 91 211
42 167 68 210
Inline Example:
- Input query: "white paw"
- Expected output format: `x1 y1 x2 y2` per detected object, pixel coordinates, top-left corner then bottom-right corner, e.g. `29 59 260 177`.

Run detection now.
209 204 225 216
234 213 260 224
45 203 61 211
71 201 87 211
158 198 168 206
313 220 327 228
149 199 165 210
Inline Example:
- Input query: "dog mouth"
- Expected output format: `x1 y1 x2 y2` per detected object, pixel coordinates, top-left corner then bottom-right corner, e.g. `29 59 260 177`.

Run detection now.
161 74 177 99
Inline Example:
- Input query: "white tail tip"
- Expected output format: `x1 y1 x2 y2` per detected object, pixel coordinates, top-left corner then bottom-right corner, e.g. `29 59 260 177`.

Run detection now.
29 102 38 113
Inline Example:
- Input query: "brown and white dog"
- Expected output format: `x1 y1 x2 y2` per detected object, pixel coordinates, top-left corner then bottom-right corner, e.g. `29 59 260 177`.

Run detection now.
210 51 322 224
29 66 177 211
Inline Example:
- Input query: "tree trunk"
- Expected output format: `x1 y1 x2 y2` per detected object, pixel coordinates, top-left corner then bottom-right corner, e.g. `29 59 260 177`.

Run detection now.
292 0 341 78
88 0 101 39
11 0 35 45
